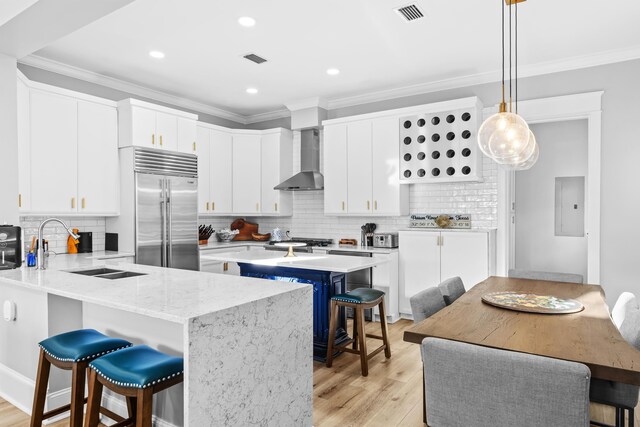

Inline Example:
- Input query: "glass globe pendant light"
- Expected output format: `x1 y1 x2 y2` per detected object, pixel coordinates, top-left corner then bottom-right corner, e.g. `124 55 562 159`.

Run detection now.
478 0 538 169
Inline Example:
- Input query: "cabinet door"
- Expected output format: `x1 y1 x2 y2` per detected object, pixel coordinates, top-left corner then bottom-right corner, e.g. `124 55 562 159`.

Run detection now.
440 232 489 290
372 117 402 214
196 127 211 214
398 231 441 315
347 120 373 214
155 112 178 151
323 124 348 214
77 101 119 214
210 130 233 214
177 117 197 154
260 132 281 215
17 78 30 212
131 106 156 148
29 90 78 213
232 134 261 214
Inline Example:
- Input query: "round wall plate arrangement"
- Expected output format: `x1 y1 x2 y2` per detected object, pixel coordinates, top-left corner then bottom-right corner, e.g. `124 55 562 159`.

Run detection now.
399 100 483 184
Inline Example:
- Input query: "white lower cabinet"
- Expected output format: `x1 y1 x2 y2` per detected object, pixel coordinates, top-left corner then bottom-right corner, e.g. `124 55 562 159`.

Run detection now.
199 245 264 274
399 230 496 316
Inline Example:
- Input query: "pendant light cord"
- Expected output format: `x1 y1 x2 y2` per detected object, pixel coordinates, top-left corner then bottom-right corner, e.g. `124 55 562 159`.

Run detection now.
509 1 512 113
515 1 518 114
501 0 505 110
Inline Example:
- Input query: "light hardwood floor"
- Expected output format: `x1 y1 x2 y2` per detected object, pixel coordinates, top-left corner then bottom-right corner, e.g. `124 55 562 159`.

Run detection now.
1 319 638 426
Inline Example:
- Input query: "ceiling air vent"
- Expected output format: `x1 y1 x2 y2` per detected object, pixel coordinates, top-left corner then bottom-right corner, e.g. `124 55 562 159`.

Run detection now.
243 53 267 64
394 4 425 22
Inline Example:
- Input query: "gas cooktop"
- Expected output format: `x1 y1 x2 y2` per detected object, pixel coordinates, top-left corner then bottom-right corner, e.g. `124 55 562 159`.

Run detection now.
267 238 333 247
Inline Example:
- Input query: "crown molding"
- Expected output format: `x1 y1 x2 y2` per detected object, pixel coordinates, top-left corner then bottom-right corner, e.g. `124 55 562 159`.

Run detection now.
18 45 640 125
18 54 248 124
326 44 640 110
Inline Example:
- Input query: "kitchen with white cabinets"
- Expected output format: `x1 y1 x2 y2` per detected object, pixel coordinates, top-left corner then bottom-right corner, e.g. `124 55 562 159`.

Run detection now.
1 1 639 426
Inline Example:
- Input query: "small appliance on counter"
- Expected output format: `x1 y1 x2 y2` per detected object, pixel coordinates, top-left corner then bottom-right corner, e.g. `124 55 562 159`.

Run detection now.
77 232 92 253
361 223 377 247
373 232 399 248
0 225 22 269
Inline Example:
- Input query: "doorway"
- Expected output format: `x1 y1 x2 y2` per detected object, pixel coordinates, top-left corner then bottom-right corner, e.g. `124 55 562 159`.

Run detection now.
513 120 588 280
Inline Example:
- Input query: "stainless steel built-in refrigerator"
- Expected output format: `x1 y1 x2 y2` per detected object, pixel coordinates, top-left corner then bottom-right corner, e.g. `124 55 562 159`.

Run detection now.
107 147 199 271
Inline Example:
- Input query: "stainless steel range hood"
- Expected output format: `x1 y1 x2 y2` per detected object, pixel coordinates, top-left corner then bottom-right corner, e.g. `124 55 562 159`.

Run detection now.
275 129 324 191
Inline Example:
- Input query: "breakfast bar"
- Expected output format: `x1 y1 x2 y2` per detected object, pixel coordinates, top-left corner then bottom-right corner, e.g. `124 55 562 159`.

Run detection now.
0 253 313 426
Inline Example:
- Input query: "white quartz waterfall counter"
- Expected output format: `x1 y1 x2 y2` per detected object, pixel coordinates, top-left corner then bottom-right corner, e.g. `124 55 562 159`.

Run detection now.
201 250 388 273
0 253 312 426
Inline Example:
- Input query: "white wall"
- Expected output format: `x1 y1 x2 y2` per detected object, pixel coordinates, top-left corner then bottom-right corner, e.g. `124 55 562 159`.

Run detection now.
515 120 588 279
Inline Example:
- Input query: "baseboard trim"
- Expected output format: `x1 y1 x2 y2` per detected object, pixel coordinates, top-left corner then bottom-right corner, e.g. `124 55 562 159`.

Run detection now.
102 393 179 427
0 363 34 415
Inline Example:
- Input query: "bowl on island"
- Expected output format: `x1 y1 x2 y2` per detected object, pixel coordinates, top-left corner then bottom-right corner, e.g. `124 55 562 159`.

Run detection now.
216 229 239 242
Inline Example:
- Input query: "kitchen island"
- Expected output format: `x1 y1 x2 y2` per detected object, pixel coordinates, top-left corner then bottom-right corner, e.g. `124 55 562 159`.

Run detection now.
0 252 312 426
201 251 388 361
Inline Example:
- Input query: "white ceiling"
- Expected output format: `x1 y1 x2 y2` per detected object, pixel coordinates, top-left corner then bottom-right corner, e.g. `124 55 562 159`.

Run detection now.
27 0 640 120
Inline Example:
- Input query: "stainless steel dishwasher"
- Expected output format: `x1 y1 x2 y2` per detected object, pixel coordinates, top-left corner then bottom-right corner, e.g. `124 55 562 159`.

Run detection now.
326 250 373 321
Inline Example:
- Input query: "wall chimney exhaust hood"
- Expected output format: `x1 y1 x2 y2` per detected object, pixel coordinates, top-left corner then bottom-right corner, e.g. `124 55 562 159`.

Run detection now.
274 129 323 191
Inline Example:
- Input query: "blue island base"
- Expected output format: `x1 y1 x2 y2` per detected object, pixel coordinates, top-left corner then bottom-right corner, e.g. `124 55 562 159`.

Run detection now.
239 263 351 362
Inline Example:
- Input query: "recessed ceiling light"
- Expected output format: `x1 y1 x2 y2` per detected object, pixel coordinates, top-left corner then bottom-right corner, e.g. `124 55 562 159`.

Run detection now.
326 68 340 76
238 16 256 27
246 87 258 94
149 50 165 59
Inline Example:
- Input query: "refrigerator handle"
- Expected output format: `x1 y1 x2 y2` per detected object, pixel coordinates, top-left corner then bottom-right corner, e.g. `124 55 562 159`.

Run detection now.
160 179 167 267
167 179 173 267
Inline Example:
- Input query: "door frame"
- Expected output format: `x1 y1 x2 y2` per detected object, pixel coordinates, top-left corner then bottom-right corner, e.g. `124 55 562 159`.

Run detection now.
490 91 603 284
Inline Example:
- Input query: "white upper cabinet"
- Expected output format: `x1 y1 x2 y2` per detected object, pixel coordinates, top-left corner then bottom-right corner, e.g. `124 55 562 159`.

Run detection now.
347 120 373 214
19 76 119 215
17 77 30 212
232 134 262 214
323 124 348 214
77 101 119 214
29 90 78 214
209 129 233 214
323 116 408 216
177 117 198 154
261 130 293 216
372 117 406 215
118 99 197 151
196 126 211 215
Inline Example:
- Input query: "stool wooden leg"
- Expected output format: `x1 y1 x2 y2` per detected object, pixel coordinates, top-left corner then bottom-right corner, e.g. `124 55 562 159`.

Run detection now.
127 396 137 422
326 300 339 367
378 299 391 358
352 311 359 351
136 387 154 427
69 362 87 427
356 306 369 376
84 369 103 427
30 349 51 427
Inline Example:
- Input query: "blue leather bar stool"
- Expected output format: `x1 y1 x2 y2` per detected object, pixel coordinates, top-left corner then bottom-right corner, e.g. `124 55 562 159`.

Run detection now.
326 288 391 376
31 329 132 427
85 345 184 427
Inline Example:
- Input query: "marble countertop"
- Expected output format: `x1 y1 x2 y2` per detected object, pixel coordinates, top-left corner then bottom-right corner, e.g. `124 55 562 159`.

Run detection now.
199 240 397 254
201 251 388 273
0 252 308 324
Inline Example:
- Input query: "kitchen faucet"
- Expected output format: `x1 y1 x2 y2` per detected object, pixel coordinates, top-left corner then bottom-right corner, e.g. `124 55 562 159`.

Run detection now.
36 218 80 270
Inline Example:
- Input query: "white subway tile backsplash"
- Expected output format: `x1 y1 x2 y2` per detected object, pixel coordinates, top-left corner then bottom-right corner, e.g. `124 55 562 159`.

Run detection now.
19 216 106 254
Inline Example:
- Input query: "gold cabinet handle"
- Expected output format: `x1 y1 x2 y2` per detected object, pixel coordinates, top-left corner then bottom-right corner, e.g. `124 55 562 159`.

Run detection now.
81 197 86 209
374 200 378 210
223 262 228 272
152 134 155 145
206 202 210 211
159 135 163 146
367 200 370 210
193 141 196 152
342 201 345 211
274 202 278 211
212 201 215 211
71 197 76 209
18 194 21 208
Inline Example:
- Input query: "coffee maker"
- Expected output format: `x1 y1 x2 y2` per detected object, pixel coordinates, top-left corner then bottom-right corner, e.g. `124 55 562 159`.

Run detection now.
0 225 22 269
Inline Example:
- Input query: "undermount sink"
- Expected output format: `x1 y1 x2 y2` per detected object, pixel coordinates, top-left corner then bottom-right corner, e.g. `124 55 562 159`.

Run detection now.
68 268 147 280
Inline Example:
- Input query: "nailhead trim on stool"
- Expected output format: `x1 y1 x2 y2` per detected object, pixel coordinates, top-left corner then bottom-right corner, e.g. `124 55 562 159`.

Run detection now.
89 367 184 389
38 344 132 363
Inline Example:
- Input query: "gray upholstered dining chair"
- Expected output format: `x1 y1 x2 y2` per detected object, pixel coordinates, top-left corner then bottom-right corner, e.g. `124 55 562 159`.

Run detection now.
409 287 446 323
611 292 638 329
508 268 584 284
437 276 466 306
590 300 640 427
422 337 591 427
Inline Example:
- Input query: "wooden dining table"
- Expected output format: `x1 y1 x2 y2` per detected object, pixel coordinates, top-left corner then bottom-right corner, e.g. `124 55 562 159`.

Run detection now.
404 276 640 386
